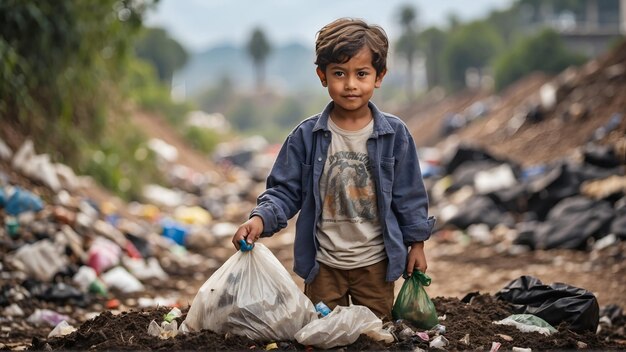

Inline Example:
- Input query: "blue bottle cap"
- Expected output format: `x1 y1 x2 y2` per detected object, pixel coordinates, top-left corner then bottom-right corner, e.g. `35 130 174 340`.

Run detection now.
239 239 254 252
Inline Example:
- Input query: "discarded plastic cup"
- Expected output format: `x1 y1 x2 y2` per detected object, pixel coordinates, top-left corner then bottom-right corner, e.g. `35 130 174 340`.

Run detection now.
239 239 254 252
315 302 331 317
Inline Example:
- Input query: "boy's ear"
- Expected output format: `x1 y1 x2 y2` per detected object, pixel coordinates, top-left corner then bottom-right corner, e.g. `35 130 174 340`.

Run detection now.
375 69 387 88
316 67 327 87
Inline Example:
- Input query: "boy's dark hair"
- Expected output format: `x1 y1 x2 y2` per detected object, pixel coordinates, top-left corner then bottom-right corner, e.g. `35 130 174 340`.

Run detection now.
315 17 388 76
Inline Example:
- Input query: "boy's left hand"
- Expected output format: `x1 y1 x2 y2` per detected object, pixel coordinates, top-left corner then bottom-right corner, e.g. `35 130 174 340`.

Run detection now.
406 241 427 276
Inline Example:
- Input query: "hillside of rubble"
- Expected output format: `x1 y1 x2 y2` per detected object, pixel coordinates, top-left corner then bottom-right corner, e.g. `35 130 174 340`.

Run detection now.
400 40 626 167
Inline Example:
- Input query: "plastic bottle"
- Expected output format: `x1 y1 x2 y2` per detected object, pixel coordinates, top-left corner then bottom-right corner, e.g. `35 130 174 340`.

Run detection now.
314 302 331 317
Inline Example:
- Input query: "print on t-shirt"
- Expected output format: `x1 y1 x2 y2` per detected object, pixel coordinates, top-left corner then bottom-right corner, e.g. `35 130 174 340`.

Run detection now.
322 151 377 223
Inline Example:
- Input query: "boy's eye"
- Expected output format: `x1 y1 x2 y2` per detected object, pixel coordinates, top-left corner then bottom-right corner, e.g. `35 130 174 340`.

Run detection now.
357 71 368 77
333 71 344 77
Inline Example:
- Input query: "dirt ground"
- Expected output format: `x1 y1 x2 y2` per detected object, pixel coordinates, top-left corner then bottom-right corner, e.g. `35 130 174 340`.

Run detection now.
1 227 622 351
28 292 624 351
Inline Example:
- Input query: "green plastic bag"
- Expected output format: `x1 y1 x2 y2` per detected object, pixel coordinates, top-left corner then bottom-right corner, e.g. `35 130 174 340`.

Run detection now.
392 271 439 329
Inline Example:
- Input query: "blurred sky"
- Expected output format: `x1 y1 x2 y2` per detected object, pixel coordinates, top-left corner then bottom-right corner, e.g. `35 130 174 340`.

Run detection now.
145 0 516 52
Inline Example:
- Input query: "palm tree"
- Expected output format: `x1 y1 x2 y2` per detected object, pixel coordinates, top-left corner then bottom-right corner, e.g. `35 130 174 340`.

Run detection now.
246 27 272 90
420 27 446 89
396 4 419 99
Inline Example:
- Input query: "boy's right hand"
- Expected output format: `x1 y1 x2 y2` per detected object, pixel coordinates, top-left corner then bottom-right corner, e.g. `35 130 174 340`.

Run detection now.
232 216 264 250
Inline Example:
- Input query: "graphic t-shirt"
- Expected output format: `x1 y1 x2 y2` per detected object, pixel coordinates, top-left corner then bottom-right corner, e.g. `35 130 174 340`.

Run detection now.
316 117 386 269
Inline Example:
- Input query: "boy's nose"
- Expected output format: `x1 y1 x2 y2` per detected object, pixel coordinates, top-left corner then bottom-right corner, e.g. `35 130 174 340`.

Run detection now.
345 76 357 90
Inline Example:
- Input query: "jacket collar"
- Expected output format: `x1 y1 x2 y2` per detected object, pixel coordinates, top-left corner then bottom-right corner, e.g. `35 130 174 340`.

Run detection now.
313 101 395 136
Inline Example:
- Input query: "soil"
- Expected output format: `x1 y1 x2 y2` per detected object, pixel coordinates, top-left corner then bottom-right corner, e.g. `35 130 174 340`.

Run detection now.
2 229 623 351
28 294 624 351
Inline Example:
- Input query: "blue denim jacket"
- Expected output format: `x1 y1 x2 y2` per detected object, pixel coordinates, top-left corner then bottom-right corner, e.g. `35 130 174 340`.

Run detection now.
251 101 435 283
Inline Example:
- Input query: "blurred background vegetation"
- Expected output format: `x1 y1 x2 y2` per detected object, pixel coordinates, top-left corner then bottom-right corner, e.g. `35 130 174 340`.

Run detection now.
1 0 622 200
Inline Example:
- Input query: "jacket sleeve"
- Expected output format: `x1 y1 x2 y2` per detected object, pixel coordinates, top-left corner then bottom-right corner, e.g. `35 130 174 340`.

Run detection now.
392 126 436 245
250 130 306 236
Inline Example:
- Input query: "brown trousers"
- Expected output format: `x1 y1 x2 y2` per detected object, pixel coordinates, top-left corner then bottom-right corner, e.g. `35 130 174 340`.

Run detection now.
304 260 395 321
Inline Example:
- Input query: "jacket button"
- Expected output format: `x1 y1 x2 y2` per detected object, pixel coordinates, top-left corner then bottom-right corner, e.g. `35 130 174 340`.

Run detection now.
324 132 329 137
317 157 322 162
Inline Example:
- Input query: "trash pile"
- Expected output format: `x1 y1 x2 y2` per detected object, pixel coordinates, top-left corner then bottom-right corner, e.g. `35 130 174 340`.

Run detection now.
409 41 626 291
3 131 624 350
0 136 269 350
408 39 625 328
429 40 626 166
27 238 625 351
422 140 625 253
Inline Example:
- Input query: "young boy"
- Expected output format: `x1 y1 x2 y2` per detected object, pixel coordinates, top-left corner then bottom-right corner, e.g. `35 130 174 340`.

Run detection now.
232 17 435 320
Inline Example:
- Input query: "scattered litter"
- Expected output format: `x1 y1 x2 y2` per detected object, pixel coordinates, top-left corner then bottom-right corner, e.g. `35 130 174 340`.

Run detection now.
147 319 178 339
497 333 513 341
101 266 144 293
27 309 70 327
3 303 24 317
416 331 430 341
163 307 182 323
490 341 502 352
459 333 470 345
48 321 76 338
429 335 449 349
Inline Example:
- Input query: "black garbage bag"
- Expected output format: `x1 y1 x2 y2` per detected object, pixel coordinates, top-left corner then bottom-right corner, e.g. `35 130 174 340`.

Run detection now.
526 162 581 220
495 275 599 332
444 145 505 175
447 160 502 193
488 182 527 213
533 196 615 250
446 195 515 230
583 143 621 169
513 221 540 249
525 160 617 220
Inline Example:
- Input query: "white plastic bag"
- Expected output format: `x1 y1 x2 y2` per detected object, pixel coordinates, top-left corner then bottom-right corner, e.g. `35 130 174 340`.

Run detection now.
181 243 317 341
493 314 557 336
100 266 144 293
11 239 67 281
295 305 394 349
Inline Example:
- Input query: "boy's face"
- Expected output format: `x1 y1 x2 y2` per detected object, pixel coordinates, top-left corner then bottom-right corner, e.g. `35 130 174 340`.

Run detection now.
316 47 386 116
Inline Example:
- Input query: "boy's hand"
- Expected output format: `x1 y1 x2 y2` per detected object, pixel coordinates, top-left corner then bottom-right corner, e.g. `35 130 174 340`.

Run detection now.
232 216 264 250
406 241 427 276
